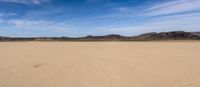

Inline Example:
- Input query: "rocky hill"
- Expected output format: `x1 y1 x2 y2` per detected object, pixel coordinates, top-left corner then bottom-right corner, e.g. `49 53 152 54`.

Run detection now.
134 31 200 40
0 31 200 41
191 32 200 37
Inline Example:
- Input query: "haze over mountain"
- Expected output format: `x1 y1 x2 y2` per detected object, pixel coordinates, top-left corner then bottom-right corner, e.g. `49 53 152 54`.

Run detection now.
0 31 200 41
0 0 200 37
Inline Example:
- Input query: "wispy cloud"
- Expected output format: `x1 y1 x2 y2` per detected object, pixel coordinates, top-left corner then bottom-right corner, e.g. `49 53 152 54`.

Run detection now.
9 20 70 31
0 0 199 36
98 0 200 18
0 13 16 17
115 7 131 13
145 0 200 16
106 0 199 35
0 0 50 5
0 19 72 33
103 12 200 35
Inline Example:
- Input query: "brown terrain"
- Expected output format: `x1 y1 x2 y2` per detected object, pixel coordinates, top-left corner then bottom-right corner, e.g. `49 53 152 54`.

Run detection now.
0 41 200 87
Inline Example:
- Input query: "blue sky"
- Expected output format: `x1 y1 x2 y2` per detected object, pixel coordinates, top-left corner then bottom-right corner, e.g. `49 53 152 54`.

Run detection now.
0 0 200 37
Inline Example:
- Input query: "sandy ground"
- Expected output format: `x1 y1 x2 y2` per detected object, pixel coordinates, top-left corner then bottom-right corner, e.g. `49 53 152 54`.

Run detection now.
0 41 200 87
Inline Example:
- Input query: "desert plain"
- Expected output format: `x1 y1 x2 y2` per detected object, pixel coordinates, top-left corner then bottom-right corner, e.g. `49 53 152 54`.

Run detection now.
0 41 200 87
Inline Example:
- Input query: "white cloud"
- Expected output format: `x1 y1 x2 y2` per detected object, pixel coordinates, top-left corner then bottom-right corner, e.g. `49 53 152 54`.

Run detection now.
8 20 70 32
0 19 78 37
110 0 199 35
0 13 16 17
0 0 50 5
0 19 4 23
0 19 72 33
145 0 200 16
104 12 200 35
116 7 131 13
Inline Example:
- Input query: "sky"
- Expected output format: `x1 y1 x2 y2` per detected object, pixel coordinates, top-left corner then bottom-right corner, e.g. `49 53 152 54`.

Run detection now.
0 0 200 37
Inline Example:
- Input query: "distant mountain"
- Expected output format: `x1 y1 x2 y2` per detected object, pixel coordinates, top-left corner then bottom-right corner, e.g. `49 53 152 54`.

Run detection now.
79 34 128 41
191 32 200 37
134 31 200 40
0 31 200 41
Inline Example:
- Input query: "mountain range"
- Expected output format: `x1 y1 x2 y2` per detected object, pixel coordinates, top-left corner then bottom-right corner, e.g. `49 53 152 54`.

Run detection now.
0 31 200 41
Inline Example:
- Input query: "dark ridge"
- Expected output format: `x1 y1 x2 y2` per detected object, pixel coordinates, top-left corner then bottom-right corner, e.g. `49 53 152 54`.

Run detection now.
0 31 200 41
134 31 200 40
79 34 128 41
191 32 200 37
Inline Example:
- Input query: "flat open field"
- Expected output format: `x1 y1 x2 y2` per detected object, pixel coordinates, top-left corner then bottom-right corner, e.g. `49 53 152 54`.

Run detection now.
0 41 200 87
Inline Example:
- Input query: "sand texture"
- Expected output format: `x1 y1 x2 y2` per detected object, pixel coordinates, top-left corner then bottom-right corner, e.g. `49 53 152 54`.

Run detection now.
0 42 200 87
